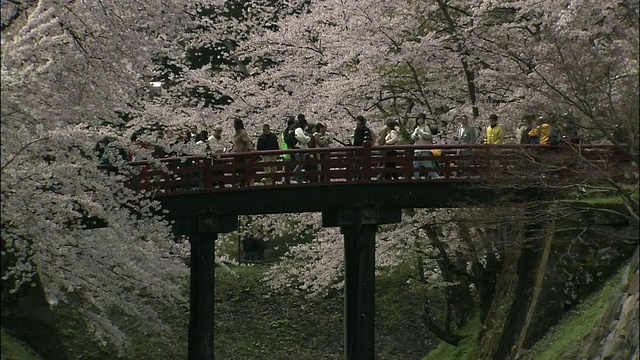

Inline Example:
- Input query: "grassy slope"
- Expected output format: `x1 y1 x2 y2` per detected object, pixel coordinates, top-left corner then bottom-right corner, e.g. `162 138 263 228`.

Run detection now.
1 329 41 360
519 267 624 360
421 315 481 360
420 267 624 360
214 265 342 359
50 276 190 359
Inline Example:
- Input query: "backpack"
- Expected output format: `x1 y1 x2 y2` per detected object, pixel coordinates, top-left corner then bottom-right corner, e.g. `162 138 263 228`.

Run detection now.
285 128 298 149
549 126 560 145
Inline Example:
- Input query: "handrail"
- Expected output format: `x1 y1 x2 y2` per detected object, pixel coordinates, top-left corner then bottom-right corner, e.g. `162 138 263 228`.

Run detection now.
96 143 630 196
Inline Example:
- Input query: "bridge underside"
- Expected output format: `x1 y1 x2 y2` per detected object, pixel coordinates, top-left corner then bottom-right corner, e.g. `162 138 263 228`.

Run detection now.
158 182 548 219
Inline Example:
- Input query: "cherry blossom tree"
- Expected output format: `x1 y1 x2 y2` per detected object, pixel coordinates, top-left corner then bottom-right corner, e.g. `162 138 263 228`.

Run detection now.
198 0 638 346
1 0 197 354
4 0 636 353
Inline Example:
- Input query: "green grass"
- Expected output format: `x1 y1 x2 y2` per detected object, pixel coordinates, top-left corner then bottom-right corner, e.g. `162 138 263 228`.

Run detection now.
422 314 481 360
1 329 41 360
520 267 624 360
376 264 439 356
214 265 342 359
50 276 189 359
571 183 638 205
214 263 438 359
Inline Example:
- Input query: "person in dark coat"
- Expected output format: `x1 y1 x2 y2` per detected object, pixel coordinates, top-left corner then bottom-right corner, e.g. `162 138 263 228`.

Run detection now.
241 232 256 261
256 124 280 184
352 116 373 180
353 115 373 146
254 229 266 261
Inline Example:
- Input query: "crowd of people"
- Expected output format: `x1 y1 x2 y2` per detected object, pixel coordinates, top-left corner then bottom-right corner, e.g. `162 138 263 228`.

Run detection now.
241 229 267 262
98 111 589 184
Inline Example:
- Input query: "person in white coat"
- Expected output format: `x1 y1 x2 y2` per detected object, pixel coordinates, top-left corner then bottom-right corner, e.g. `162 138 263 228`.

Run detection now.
292 115 311 183
454 115 478 175
411 113 440 179
208 125 226 154
380 119 400 180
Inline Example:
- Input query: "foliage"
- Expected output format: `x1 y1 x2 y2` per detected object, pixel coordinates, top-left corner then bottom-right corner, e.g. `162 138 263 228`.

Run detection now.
1 0 192 354
205 0 640 298
422 313 481 360
214 264 436 359
1 329 41 360
2 0 638 354
519 266 625 360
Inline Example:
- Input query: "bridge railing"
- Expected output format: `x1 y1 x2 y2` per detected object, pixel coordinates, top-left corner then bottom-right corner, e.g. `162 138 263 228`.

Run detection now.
97 142 630 195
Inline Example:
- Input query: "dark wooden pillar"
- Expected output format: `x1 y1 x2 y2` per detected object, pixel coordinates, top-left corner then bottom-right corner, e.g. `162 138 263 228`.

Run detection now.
323 204 401 360
175 211 238 360
342 232 358 357
189 232 216 360
342 224 377 360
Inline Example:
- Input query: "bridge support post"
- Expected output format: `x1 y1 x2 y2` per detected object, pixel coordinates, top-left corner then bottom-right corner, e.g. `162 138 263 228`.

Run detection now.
188 231 216 360
323 204 401 360
175 211 238 360
342 223 376 360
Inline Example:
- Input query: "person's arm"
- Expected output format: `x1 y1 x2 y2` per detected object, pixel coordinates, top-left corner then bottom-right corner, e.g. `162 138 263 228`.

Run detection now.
411 127 420 142
377 128 389 145
319 133 330 147
269 134 280 150
528 126 540 138
295 127 310 144
420 126 432 141
385 129 398 145
470 127 479 143
482 127 489 144
320 134 329 147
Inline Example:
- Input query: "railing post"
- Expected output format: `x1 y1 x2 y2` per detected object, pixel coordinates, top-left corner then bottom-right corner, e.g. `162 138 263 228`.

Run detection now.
321 149 331 183
202 158 213 189
362 141 373 181
405 146 414 180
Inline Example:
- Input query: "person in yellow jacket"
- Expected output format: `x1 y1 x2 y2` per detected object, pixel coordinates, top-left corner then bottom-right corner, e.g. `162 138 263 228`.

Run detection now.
484 114 504 144
528 116 552 144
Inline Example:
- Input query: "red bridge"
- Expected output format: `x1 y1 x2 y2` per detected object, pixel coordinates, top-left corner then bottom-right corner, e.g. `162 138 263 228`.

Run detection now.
100 142 631 360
